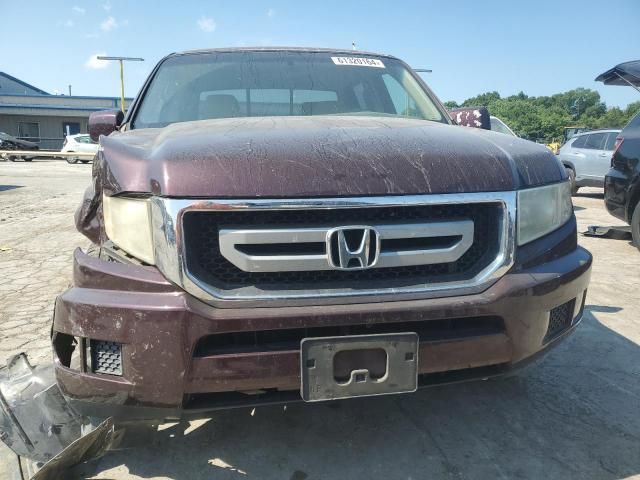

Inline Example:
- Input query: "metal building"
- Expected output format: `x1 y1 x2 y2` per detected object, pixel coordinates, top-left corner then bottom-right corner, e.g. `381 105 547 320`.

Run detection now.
0 72 132 150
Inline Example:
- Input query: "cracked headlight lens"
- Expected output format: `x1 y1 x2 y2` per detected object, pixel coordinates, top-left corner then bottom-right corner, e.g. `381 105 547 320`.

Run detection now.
103 195 155 264
517 181 573 246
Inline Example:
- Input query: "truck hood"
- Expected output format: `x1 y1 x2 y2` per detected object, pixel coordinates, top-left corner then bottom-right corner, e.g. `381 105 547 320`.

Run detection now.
97 116 564 197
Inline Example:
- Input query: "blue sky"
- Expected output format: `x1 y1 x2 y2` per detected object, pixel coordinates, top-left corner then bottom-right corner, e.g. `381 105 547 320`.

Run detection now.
2 0 639 108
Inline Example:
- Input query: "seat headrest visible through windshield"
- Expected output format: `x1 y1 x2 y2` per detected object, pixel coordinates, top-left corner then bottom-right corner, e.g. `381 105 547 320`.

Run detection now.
199 94 240 119
301 101 340 115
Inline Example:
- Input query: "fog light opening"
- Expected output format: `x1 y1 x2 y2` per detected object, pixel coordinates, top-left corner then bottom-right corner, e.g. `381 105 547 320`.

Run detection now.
90 340 123 376
52 332 83 370
544 299 576 343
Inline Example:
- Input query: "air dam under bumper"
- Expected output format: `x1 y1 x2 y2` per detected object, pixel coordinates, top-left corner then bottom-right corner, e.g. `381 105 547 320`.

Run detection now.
52 246 592 420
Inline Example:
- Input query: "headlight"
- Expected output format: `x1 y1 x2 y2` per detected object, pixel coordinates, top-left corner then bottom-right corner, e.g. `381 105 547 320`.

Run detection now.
103 195 155 264
517 181 573 246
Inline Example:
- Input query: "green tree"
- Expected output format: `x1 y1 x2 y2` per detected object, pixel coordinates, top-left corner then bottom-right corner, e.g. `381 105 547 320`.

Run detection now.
461 91 501 108
593 107 627 129
445 88 640 143
625 102 640 121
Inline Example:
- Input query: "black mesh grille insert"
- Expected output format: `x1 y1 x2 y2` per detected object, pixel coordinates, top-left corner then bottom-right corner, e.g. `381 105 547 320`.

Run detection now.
544 300 575 342
182 203 502 291
194 316 505 357
90 340 123 375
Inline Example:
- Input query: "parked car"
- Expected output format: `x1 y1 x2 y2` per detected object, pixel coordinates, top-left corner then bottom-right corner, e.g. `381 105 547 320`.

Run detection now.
603 112 640 248
490 116 517 136
557 129 621 194
563 126 591 142
61 134 99 164
0 131 39 161
0 48 592 474
596 60 640 250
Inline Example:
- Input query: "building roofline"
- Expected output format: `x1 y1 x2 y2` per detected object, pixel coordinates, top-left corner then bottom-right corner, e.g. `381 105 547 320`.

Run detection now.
170 46 400 61
0 93 133 101
0 104 117 112
0 72 50 95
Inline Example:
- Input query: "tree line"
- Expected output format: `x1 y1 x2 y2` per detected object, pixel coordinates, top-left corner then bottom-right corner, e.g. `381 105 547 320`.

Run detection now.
444 88 640 143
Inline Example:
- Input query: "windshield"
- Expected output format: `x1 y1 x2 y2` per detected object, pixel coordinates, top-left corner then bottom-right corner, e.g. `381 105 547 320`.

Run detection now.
132 51 447 128
490 117 516 136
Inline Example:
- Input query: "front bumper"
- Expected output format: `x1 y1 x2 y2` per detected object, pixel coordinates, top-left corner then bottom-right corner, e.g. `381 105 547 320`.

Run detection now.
52 244 592 421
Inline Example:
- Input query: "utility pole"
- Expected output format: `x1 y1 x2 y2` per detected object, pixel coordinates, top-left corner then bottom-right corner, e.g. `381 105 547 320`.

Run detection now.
97 56 144 112
68 85 72 96
572 97 583 119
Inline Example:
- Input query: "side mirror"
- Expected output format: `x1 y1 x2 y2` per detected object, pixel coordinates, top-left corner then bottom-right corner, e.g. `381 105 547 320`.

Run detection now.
89 109 124 142
448 107 491 130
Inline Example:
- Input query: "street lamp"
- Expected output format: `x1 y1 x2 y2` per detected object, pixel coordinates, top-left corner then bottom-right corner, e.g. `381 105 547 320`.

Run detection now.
97 56 144 112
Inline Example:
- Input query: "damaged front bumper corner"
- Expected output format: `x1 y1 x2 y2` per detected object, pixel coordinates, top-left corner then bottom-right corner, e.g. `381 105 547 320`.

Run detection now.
0 353 115 479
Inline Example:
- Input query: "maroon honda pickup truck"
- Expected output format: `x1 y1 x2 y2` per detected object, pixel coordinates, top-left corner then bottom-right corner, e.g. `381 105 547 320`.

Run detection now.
1 47 592 474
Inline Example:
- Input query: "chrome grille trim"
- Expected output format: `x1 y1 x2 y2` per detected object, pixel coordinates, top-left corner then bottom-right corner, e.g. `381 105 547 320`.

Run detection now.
150 192 516 308
218 220 474 272
373 220 475 268
219 226 334 272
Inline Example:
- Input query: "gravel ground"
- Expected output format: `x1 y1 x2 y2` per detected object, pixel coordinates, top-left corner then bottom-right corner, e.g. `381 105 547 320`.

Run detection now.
1 159 639 480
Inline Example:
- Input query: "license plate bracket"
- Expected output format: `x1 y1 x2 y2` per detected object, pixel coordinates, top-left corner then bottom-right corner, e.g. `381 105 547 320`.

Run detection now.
300 332 419 402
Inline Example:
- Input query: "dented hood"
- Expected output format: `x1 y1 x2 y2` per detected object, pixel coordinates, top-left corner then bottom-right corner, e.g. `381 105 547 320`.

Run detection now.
97 116 564 197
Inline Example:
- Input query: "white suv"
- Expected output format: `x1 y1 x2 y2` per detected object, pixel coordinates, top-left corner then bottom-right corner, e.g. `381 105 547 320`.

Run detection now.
557 129 620 194
61 134 99 163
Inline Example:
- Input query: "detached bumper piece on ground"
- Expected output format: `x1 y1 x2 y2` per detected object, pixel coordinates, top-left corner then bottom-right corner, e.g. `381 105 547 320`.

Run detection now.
583 225 632 239
0 354 116 480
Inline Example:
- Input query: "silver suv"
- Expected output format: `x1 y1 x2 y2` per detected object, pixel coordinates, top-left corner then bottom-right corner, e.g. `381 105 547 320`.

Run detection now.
558 129 620 194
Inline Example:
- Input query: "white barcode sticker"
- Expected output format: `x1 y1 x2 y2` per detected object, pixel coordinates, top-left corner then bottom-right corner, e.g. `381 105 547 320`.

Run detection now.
331 57 385 68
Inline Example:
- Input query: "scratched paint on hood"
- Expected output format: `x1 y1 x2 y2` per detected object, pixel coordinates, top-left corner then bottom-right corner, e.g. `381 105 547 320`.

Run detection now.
97 115 564 197
76 115 565 242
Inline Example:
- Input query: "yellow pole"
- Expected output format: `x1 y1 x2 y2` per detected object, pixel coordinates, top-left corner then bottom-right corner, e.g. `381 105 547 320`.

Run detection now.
119 59 125 113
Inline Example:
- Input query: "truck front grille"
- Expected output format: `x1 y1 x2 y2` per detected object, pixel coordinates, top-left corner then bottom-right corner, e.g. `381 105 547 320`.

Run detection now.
182 203 502 292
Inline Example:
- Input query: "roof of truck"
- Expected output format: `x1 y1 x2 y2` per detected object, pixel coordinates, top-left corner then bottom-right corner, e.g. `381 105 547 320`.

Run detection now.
171 46 400 61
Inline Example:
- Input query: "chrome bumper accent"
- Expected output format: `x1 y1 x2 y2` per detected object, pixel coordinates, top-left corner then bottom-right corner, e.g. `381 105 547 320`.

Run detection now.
151 192 516 307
